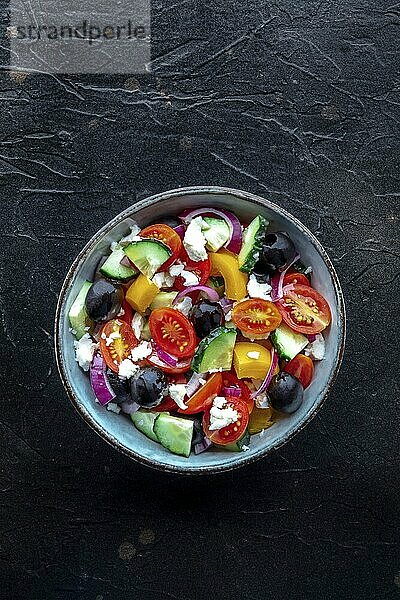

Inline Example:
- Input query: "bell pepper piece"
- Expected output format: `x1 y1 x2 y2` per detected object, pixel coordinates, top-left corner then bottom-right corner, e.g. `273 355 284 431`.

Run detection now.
125 274 159 314
209 250 248 301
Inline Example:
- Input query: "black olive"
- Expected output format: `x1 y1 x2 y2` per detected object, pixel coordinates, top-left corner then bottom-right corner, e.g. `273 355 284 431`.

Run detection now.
269 372 304 414
190 300 224 338
130 367 168 408
85 279 123 322
191 418 205 447
252 260 272 283
150 216 180 229
106 370 131 404
260 231 296 274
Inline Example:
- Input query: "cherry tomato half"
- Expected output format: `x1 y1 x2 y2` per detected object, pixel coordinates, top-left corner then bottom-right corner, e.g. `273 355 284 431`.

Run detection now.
174 247 211 291
140 224 182 271
232 298 282 335
203 397 249 445
149 307 197 359
276 284 331 335
284 354 314 388
283 272 310 287
118 299 133 326
177 372 223 415
222 372 254 414
99 319 137 373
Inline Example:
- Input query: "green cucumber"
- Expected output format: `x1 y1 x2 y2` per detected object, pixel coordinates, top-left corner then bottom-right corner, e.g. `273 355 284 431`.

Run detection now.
153 413 194 457
149 291 178 310
238 215 269 273
141 319 152 341
191 326 237 373
68 280 93 339
270 323 308 361
124 240 172 278
202 217 230 252
223 430 250 452
130 410 169 442
100 245 138 282
207 276 225 297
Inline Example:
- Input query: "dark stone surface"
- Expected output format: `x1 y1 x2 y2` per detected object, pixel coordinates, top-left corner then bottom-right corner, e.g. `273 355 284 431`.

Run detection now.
0 1 399 598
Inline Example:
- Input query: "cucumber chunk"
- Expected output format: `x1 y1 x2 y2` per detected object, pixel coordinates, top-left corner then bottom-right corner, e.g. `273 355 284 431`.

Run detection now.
68 280 93 339
100 245 138 282
149 291 178 310
191 326 237 373
270 323 308 361
153 413 194 457
124 240 172 279
238 215 269 273
202 217 230 252
130 410 169 442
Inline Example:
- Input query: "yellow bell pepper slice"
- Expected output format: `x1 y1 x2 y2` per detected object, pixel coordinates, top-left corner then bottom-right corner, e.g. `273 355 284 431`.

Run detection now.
209 249 248 301
233 342 278 379
126 274 159 314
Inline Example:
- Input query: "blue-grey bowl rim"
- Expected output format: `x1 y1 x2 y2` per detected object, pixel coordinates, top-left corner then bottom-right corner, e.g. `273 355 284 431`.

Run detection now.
54 186 346 475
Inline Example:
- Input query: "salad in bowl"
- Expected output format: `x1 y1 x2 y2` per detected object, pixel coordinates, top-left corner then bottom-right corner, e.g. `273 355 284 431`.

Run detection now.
68 206 332 459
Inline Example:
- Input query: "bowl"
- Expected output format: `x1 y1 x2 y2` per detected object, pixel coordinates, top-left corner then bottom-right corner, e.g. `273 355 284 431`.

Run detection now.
55 186 346 474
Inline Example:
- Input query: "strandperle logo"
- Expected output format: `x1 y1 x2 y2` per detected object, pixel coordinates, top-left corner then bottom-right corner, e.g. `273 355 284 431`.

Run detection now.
8 0 150 73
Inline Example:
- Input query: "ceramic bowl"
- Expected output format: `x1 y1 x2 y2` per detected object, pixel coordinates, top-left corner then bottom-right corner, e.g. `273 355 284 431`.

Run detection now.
55 186 346 474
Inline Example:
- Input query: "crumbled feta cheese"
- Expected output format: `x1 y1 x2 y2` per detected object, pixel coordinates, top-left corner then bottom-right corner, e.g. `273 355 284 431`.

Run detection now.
209 397 239 430
118 358 139 379
73 334 98 371
118 223 141 246
247 273 272 300
242 444 250 451
247 351 260 360
117 307 125 317
304 334 325 361
130 341 152 362
105 331 121 346
168 384 188 410
131 312 144 340
169 261 199 286
152 271 175 288
174 296 192 316
183 217 208 261
106 402 121 414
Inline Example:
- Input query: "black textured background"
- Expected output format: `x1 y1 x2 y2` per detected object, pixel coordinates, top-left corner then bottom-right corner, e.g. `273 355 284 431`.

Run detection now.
0 1 399 599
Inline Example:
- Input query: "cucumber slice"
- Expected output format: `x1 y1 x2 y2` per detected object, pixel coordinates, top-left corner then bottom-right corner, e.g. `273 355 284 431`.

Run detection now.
238 215 269 273
270 323 308 361
153 413 194 457
124 240 172 279
130 410 169 442
68 280 93 340
222 429 250 452
191 326 237 373
100 245 138 282
141 319 152 341
149 291 178 310
202 217 230 252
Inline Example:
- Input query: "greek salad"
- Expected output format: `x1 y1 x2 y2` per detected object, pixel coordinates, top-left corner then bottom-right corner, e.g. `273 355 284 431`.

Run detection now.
69 208 331 458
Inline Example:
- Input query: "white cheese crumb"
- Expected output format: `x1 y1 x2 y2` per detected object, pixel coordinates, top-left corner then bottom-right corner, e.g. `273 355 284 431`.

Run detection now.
130 341 152 362
169 261 199 286
118 223 141 246
183 217 208 261
209 397 239 431
242 444 250 451
168 384 188 410
152 271 175 288
105 331 121 346
73 334 98 371
118 358 139 379
106 402 121 414
174 296 193 317
247 351 260 360
131 312 144 340
304 333 325 361
247 273 272 300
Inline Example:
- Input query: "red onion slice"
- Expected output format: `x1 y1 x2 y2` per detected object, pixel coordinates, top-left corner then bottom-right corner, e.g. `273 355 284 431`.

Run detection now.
172 285 219 305
179 207 242 254
90 353 116 406
271 253 300 302
251 348 278 399
120 254 135 268
222 386 241 397
186 372 205 397
307 334 317 343
174 224 186 239
194 437 213 455
153 343 178 367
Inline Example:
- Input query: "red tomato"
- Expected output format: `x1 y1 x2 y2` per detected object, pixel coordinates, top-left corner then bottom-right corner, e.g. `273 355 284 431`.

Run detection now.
151 395 180 412
283 272 310 287
177 373 223 415
203 397 249 445
222 372 254 414
284 354 314 388
174 247 211 291
149 307 197 359
276 284 331 334
232 298 282 335
140 224 182 271
146 351 192 374
99 319 137 373
118 299 133 326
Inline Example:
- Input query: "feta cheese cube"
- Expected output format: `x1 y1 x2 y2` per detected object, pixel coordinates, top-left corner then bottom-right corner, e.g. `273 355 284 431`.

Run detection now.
168 384 188 410
183 217 208 261
73 334 98 371
131 312 144 340
118 358 139 379
247 273 272 300
174 296 193 317
209 397 239 431
130 341 152 362
304 333 325 361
